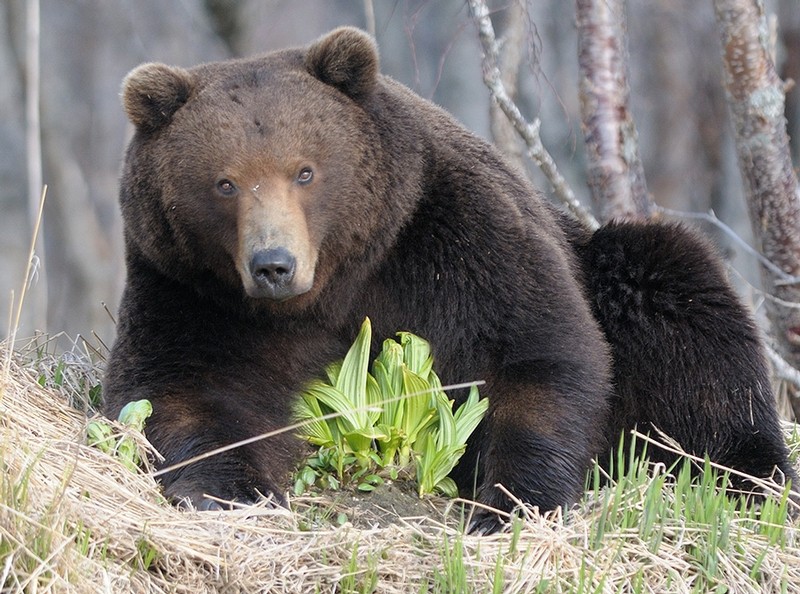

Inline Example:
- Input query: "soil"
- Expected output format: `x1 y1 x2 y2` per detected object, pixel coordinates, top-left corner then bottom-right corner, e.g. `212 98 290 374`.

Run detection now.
294 479 468 530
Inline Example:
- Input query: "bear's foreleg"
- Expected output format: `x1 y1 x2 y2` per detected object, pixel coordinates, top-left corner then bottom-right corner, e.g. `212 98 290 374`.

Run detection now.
456 376 606 534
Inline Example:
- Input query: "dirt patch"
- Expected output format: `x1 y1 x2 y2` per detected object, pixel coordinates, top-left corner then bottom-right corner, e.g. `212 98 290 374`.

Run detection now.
294 480 468 530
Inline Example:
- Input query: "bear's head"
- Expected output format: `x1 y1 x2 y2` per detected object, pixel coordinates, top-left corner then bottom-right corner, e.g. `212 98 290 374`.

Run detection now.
120 27 405 312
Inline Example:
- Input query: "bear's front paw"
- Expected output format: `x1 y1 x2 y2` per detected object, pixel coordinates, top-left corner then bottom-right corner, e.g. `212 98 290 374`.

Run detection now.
465 484 519 535
162 473 285 511
466 480 563 535
467 508 510 535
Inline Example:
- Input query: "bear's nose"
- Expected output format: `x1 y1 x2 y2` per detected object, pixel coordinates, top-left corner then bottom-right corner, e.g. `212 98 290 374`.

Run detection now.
249 247 296 288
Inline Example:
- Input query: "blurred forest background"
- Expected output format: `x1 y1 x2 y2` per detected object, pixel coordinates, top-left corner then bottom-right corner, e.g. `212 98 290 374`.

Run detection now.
1 0 799 351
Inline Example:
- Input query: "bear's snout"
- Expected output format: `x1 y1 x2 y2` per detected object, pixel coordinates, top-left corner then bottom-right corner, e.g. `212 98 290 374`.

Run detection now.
248 247 298 300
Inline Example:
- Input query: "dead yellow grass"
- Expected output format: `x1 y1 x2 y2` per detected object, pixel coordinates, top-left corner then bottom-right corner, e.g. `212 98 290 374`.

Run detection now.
2 341 800 593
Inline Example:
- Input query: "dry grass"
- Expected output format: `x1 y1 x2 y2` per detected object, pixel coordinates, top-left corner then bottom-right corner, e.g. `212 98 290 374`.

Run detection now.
2 341 800 593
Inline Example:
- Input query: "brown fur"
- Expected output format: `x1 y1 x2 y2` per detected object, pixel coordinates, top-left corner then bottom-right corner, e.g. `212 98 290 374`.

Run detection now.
105 28 794 533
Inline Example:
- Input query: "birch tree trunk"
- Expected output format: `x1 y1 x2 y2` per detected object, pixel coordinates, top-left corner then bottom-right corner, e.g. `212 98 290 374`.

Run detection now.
713 0 800 416
576 0 653 223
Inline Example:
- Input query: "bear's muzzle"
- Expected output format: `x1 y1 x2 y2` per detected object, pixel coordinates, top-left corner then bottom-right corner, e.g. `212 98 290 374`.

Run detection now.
247 247 301 301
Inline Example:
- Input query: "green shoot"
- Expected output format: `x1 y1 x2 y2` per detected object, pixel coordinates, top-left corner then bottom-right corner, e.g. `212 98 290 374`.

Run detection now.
86 399 152 472
293 317 488 497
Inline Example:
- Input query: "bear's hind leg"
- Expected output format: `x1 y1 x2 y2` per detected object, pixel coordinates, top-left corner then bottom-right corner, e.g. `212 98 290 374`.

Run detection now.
581 221 797 493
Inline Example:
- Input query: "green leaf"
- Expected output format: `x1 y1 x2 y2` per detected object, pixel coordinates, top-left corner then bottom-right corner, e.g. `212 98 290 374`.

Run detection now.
300 465 317 485
372 360 398 431
401 367 437 444
373 339 404 429
433 392 457 450
344 426 389 446
434 477 459 498
294 391 337 446
365 372 382 426
417 442 466 496
88 399 154 473
453 385 489 446
117 399 153 432
375 423 402 464
335 317 372 426
398 331 432 376
293 321 489 500
414 387 488 496
86 420 114 453
363 474 384 486
343 428 385 462
427 369 444 394
303 382 360 434
116 437 140 471
375 340 404 393
416 432 438 495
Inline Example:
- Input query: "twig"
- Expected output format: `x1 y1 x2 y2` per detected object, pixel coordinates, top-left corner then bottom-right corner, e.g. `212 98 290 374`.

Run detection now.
151 380 485 478
632 429 798 506
468 0 599 231
488 1 526 172
656 205 800 285
766 344 800 389
8 186 48 355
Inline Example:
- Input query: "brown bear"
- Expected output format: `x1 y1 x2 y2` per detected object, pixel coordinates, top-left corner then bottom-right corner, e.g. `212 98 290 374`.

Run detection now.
104 27 794 533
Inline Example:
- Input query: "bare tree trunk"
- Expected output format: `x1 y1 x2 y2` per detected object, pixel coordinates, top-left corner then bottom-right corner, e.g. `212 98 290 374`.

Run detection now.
778 0 800 165
713 0 800 418
576 0 653 223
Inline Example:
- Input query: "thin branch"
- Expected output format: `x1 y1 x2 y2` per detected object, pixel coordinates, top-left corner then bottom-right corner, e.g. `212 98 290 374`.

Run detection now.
488 1 526 171
8 186 47 357
152 380 485 478
632 429 797 502
656 205 800 285
766 344 800 389
468 0 599 231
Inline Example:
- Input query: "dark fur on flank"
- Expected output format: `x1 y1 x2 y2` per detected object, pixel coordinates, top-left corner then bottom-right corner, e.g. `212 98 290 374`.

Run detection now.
104 27 794 534
578 222 796 488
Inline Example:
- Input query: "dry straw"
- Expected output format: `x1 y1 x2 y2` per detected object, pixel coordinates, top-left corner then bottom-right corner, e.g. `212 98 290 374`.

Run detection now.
2 343 800 593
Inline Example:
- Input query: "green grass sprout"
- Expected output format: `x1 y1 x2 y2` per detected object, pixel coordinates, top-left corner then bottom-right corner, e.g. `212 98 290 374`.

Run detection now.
293 317 488 497
86 399 152 472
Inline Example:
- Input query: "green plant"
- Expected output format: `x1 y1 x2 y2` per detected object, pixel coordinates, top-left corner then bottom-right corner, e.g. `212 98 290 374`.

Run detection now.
293 317 488 497
86 399 152 472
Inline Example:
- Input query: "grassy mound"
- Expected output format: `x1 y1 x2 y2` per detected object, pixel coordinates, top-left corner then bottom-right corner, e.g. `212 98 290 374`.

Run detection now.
2 339 799 593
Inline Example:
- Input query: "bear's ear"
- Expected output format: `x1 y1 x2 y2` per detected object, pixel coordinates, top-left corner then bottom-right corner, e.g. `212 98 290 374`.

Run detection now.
121 63 195 131
305 27 379 101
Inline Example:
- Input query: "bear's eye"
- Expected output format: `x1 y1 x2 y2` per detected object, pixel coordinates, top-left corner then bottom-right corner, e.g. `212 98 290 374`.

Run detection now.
216 179 238 197
297 167 314 185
